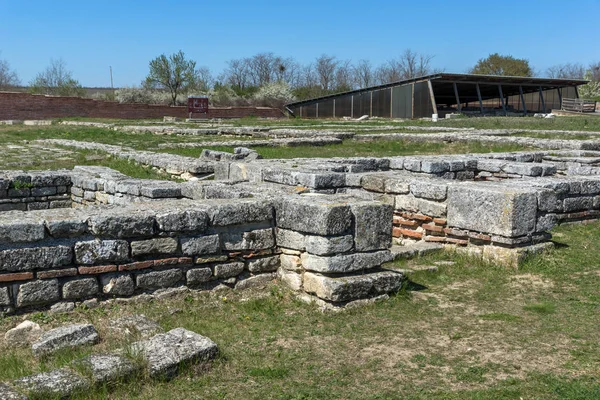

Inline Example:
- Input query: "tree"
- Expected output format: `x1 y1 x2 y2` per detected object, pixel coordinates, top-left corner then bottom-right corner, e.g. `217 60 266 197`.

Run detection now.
579 70 600 100
29 58 85 96
315 54 338 91
374 49 436 84
353 59 374 89
0 55 20 90
546 63 585 79
145 50 197 106
469 53 533 77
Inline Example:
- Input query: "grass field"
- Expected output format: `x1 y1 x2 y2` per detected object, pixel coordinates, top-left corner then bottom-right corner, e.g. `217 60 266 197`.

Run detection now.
1 221 600 399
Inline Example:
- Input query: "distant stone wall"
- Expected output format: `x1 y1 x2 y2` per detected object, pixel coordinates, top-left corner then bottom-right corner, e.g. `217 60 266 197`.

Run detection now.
0 92 284 120
0 170 72 211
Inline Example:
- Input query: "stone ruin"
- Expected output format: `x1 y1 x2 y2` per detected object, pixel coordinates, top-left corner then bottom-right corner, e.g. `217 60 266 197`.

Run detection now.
3 141 600 315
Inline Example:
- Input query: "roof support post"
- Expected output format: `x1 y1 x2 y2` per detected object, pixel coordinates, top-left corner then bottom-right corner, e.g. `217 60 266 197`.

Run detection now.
539 87 546 113
333 99 336 118
351 95 354 118
498 85 507 115
452 82 462 113
370 91 373 117
475 83 484 113
427 80 438 116
557 88 563 108
390 87 393 118
316 102 319 119
575 86 580 99
519 85 527 115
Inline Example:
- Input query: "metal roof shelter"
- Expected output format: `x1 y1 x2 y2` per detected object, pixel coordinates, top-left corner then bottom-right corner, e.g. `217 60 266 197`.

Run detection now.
286 73 588 119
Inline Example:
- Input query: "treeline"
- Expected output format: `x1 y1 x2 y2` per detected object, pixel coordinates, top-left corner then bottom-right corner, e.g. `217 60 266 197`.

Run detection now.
1 51 599 107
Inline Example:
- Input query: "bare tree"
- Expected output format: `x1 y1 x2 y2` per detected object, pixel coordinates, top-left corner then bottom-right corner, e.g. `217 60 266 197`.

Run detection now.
546 63 585 79
334 60 353 91
222 58 250 91
375 49 436 84
0 55 20 90
315 54 339 91
353 59 374 89
194 66 213 91
29 58 85 96
590 61 600 82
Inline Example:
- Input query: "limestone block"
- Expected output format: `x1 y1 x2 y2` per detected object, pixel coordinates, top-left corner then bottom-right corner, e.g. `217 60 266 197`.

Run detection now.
280 254 302 272
447 183 538 237
186 268 213 285
0 216 46 243
32 324 100 356
89 212 155 238
395 194 447 217
4 320 42 346
303 270 403 302
16 279 60 307
0 245 73 272
305 235 354 255
213 262 244 278
222 228 275 251
136 269 183 290
76 354 137 385
208 200 273 226
235 273 277 290
301 250 394 273
12 368 90 398
62 278 99 300
246 255 279 273
131 238 179 257
181 235 220 256
74 240 129 265
351 202 393 252
0 383 25 400
275 228 306 251
101 274 135 296
0 286 10 306
156 209 208 233
410 181 448 200
277 268 303 291
276 197 352 235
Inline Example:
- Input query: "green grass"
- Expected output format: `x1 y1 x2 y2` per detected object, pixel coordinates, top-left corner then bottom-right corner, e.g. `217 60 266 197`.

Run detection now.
2 221 600 399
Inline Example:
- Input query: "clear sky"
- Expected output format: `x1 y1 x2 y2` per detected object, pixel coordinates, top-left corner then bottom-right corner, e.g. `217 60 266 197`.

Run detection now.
1 0 599 87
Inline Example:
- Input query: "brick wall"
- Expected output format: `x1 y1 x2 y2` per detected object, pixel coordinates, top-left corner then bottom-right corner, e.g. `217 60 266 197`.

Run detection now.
0 92 284 120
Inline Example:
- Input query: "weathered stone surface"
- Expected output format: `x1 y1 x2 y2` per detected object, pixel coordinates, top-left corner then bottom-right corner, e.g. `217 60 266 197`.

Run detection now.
275 228 306 251
62 278 99 300
89 212 155 238
156 209 208 233
109 314 164 339
0 286 11 306
12 368 90 398
49 301 75 314
208 200 273 226
304 235 354 255
101 273 135 296
4 320 42 346
214 262 244 278
303 270 403 302
131 238 179 257
301 250 394 273
0 216 46 243
131 328 218 378
447 183 538 237
280 254 302 271
277 268 302 291
0 246 73 272
351 202 393 252
246 255 279 272
276 197 352 235
410 180 448 200
32 324 100 356
395 194 447 217
136 269 183 290
76 354 137 384
186 267 213 285
75 240 129 265
0 383 25 400
235 273 277 290
17 279 60 308
222 228 275 250
181 235 220 256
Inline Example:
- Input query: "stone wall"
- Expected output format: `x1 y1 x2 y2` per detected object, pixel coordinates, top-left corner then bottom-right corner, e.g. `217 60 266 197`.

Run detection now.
0 92 284 120
0 170 72 212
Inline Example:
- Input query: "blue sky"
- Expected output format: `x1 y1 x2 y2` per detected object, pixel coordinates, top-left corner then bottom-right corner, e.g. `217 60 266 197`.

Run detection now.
1 0 599 87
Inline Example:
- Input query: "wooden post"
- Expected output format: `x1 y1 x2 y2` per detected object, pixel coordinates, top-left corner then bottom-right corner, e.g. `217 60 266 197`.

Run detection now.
519 85 527 115
453 82 461 113
539 87 546 113
427 80 438 116
476 83 484 113
498 85 507 115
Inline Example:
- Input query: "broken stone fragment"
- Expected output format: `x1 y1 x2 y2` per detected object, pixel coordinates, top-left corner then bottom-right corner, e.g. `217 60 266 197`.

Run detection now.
4 320 42 346
32 324 100 357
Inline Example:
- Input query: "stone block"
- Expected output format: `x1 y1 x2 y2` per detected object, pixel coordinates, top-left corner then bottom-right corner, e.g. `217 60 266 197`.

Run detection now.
62 278 99 300
502 163 543 177
303 270 403 302
17 279 60 307
537 189 563 212
75 240 129 265
0 217 46 243
395 194 447 217
12 368 90 398
0 383 25 400
0 286 10 306
447 183 538 237
214 262 244 278
305 235 354 255
301 250 394 273
410 181 448 200
208 200 273 226
222 228 275 251
563 197 593 212
76 354 137 385
360 175 387 192
384 179 410 194
156 209 208 233
280 254 302 272
275 228 306 251
0 245 73 272
131 238 179 257
246 255 279 272
235 273 276 290
351 202 393 252
4 320 42 346
277 268 303 291
31 186 57 197
421 160 449 174
186 268 213 285
89 212 155 238
131 328 218 378
136 269 183 290
32 324 100 356
181 235 220 256
101 273 135 296
276 197 352 235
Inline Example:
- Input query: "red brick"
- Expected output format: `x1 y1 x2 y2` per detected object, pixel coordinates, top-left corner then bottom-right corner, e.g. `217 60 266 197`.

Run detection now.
37 268 78 279
399 218 420 228
422 223 444 233
177 257 194 267
401 213 433 222
153 258 179 268
118 261 154 272
242 249 274 259
392 215 403 225
445 237 469 246
443 227 468 237
433 218 447 225
0 272 33 282
399 228 423 240
392 227 403 238
78 265 117 275
468 232 491 242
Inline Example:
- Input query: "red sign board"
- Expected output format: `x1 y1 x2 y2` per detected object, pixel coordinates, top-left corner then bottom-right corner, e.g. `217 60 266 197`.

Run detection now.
188 97 208 113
